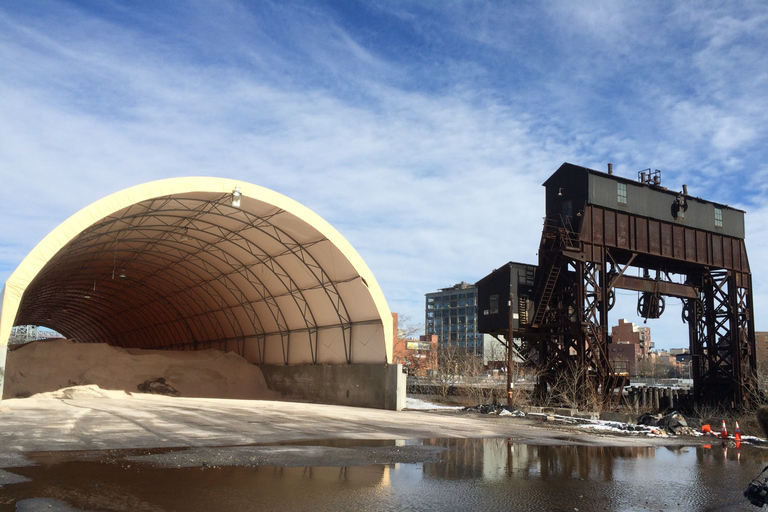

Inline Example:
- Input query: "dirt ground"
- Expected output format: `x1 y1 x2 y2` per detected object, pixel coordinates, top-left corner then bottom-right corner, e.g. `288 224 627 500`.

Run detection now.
0 340 722 471
0 387 711 473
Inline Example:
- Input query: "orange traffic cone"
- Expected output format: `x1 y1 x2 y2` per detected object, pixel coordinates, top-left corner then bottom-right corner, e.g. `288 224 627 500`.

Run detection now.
735 421 742 441
720 420 728 439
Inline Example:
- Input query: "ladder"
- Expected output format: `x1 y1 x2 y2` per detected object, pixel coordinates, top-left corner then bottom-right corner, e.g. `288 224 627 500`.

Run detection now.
530 216 578 328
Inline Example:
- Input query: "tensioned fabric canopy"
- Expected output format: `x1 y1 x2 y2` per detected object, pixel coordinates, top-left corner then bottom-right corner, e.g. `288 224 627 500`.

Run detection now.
0 177 392 380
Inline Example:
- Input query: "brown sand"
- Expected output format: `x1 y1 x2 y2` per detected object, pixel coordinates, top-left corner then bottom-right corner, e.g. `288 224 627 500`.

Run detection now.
3 339 275 400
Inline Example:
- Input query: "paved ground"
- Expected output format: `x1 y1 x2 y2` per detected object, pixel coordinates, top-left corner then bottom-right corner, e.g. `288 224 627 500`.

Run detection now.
0 392 702 469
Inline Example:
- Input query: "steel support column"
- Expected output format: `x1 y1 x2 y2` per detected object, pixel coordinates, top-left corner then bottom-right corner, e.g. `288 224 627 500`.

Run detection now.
688 270 756 406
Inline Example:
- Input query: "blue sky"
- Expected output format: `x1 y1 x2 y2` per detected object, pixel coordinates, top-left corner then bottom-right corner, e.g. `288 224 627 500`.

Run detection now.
1 1 767 350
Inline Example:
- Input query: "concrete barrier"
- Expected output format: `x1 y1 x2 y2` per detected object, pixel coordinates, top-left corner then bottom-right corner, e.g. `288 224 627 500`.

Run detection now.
599 411 638 424
260 363 406 411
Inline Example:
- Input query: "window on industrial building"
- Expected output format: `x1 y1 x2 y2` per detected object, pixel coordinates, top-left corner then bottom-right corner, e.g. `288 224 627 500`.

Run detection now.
617 183 627 205
714 207 723 228
489 294 499 314
562 199 573 217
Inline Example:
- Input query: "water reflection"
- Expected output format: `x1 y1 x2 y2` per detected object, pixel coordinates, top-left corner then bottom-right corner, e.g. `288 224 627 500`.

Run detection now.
413 439 759 511
2 439 763 511
423 439 659 482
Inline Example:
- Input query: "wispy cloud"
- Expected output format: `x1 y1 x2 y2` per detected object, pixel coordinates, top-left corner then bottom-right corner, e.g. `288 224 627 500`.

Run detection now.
1 1 766 347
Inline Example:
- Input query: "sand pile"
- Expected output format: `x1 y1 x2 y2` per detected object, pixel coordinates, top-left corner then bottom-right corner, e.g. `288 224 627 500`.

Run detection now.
3 339 275 401
29 384 133 400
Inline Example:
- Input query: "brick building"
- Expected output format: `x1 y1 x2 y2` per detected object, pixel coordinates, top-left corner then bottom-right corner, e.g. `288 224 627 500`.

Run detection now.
392 313 437 376
608 342 643 375
611 319 652 355
608 319 652 376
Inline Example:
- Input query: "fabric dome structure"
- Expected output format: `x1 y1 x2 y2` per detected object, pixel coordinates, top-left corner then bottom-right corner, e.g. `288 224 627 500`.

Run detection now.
0 177 393 399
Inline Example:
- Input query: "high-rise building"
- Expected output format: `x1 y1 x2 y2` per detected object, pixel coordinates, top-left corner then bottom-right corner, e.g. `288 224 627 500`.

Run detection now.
425 282 485 356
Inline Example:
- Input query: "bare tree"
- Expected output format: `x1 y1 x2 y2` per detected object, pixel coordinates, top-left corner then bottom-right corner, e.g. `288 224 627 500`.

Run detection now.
537 361 601 411
392 314 433 376
428 344 464 401
395 314 423 340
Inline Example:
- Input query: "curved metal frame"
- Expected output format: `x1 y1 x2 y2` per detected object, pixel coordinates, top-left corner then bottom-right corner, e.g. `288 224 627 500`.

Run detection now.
13 191 368 365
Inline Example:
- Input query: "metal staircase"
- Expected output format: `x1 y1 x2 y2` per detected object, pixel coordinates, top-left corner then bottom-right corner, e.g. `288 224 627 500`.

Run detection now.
530 218 579 328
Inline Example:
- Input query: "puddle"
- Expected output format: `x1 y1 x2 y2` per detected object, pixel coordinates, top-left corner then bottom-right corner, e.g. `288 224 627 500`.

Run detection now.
1 439 764 511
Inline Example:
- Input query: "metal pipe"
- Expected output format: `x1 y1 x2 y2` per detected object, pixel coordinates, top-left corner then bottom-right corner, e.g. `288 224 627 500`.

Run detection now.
608 163 613 175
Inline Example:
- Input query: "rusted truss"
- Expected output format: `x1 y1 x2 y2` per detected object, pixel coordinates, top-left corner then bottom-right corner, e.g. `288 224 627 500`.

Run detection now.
530 204 756 408
686 269 756 406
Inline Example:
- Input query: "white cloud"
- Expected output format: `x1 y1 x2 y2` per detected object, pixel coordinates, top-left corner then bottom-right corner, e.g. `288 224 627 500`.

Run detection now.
1 0 767 349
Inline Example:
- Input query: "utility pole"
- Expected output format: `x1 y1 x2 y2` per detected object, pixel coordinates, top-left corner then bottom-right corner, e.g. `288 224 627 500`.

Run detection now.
507 293 514 405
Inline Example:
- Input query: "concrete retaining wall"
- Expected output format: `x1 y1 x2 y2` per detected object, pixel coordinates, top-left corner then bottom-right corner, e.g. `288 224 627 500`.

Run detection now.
260 363 406 411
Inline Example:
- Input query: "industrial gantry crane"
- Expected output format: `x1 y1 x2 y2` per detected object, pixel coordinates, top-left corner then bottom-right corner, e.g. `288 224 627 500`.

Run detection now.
478 163 756 408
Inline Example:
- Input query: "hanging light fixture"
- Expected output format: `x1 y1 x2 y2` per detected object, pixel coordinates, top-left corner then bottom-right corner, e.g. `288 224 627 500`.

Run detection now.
181 227 190 241
231 186 242 208
118 268 127 278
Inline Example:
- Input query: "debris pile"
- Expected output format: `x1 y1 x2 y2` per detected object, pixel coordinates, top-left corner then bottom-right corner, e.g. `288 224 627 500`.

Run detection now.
137 377 180 396
463 404 705 438
637 412 698 436
462 404 524 416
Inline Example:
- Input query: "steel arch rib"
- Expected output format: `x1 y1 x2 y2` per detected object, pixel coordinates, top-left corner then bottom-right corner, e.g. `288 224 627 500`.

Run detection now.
1 177 392 383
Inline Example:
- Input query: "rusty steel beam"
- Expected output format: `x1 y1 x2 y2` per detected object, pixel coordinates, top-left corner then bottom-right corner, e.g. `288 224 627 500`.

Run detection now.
578 205 750 273
612 274 698 299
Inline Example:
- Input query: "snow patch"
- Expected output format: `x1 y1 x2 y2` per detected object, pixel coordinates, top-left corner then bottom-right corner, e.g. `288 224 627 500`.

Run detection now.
405 398 462 410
